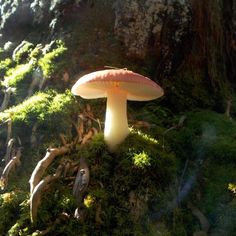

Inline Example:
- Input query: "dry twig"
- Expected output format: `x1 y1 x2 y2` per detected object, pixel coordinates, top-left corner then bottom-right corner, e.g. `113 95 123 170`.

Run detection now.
187 202 210 233
0 148 21 190
5 138 14 165
29 146 70 194
30 165 63 224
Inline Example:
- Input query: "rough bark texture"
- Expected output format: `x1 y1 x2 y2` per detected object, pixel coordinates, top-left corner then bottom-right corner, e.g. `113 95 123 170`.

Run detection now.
1 0 234 111
114 0 190 59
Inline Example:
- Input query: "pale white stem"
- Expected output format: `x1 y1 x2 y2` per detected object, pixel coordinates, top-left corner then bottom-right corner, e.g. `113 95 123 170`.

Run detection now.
104 88 129 152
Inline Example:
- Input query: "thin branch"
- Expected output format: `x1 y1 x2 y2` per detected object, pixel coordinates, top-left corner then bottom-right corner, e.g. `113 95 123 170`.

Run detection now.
0 148 21 190
30 165 63 224
4 138 14 165
187 201 210 233
29 146 70 194
6 119 12 145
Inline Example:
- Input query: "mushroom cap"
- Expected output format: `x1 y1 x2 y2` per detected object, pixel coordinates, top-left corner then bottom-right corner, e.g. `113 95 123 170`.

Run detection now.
71 69 164 101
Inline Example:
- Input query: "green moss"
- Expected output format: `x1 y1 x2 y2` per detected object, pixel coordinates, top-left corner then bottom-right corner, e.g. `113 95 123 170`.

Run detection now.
0 191 29 236
165 69 215 111
13 41 34 64
0 92 51 123
171 208 188 236
132 151 151 169
29 45 43 60
163 109 236 233
167 109 236 164
38 41 67 78
0 58 14 78
0 90 78 139
228 183 236 195
201 163 236 214
3 62 34 87
7 129 176 235
67 130 176 235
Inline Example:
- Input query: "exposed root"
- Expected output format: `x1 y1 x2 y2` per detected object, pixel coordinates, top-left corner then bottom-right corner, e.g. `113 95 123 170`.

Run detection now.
30 165 63 224
6 119 12 145
81 128 97 144
0 148 21 190
0 87 15 111
187 201 210 233
4 138 15 165
35 212 70 235
30 123 38 148
59 133 68 146
225 98 232 118
29 103 98 224
82 104 102 132
162 115 186 148
29 146 71 194
27 68 45 97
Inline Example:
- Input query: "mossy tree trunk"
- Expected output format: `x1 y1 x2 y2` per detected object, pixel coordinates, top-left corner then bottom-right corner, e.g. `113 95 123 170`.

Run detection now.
0 0 235 111
156 0 236 111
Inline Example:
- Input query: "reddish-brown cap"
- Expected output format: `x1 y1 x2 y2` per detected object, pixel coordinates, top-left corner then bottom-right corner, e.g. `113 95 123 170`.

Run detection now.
71 69 164 101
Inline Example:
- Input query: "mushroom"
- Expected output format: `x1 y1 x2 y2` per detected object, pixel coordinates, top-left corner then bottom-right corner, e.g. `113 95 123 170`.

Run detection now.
71 69 164 151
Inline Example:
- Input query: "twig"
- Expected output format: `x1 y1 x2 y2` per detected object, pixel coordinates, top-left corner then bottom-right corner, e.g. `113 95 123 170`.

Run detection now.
0 148 21 190
6 119 12 145
178 158 189 199
81 128 97 144
59 133 67 146
0 87 15 111
5 138 14 165
29 146 71 194
30 123 38 148
225 98 232 118
35 213 69 235
187 202 210 233
30 165 63 223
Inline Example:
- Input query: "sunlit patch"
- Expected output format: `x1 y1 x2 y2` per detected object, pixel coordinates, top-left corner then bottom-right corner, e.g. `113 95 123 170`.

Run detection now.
1 192 15 203
132 151 151 169
84 194 95 208
129 128 159 144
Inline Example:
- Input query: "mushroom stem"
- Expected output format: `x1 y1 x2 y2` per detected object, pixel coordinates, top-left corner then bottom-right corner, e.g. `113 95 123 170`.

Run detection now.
104 88 129 151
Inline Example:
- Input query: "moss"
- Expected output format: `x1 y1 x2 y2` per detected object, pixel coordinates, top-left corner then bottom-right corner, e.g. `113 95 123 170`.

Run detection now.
0 62 35 104
38 41 67 78
0 90 78 140
0 58 14 78
66 130 177 235
166 109 236 164
13 41 34 64
0 91 51 123
29 45 43 60
163 109 236 234
228 183 236 195
6 129 176 235
3 62 34 88
165 69 215 111
210 199 236 235
171 208 188 236
0 191 29 236
201 163 236 214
